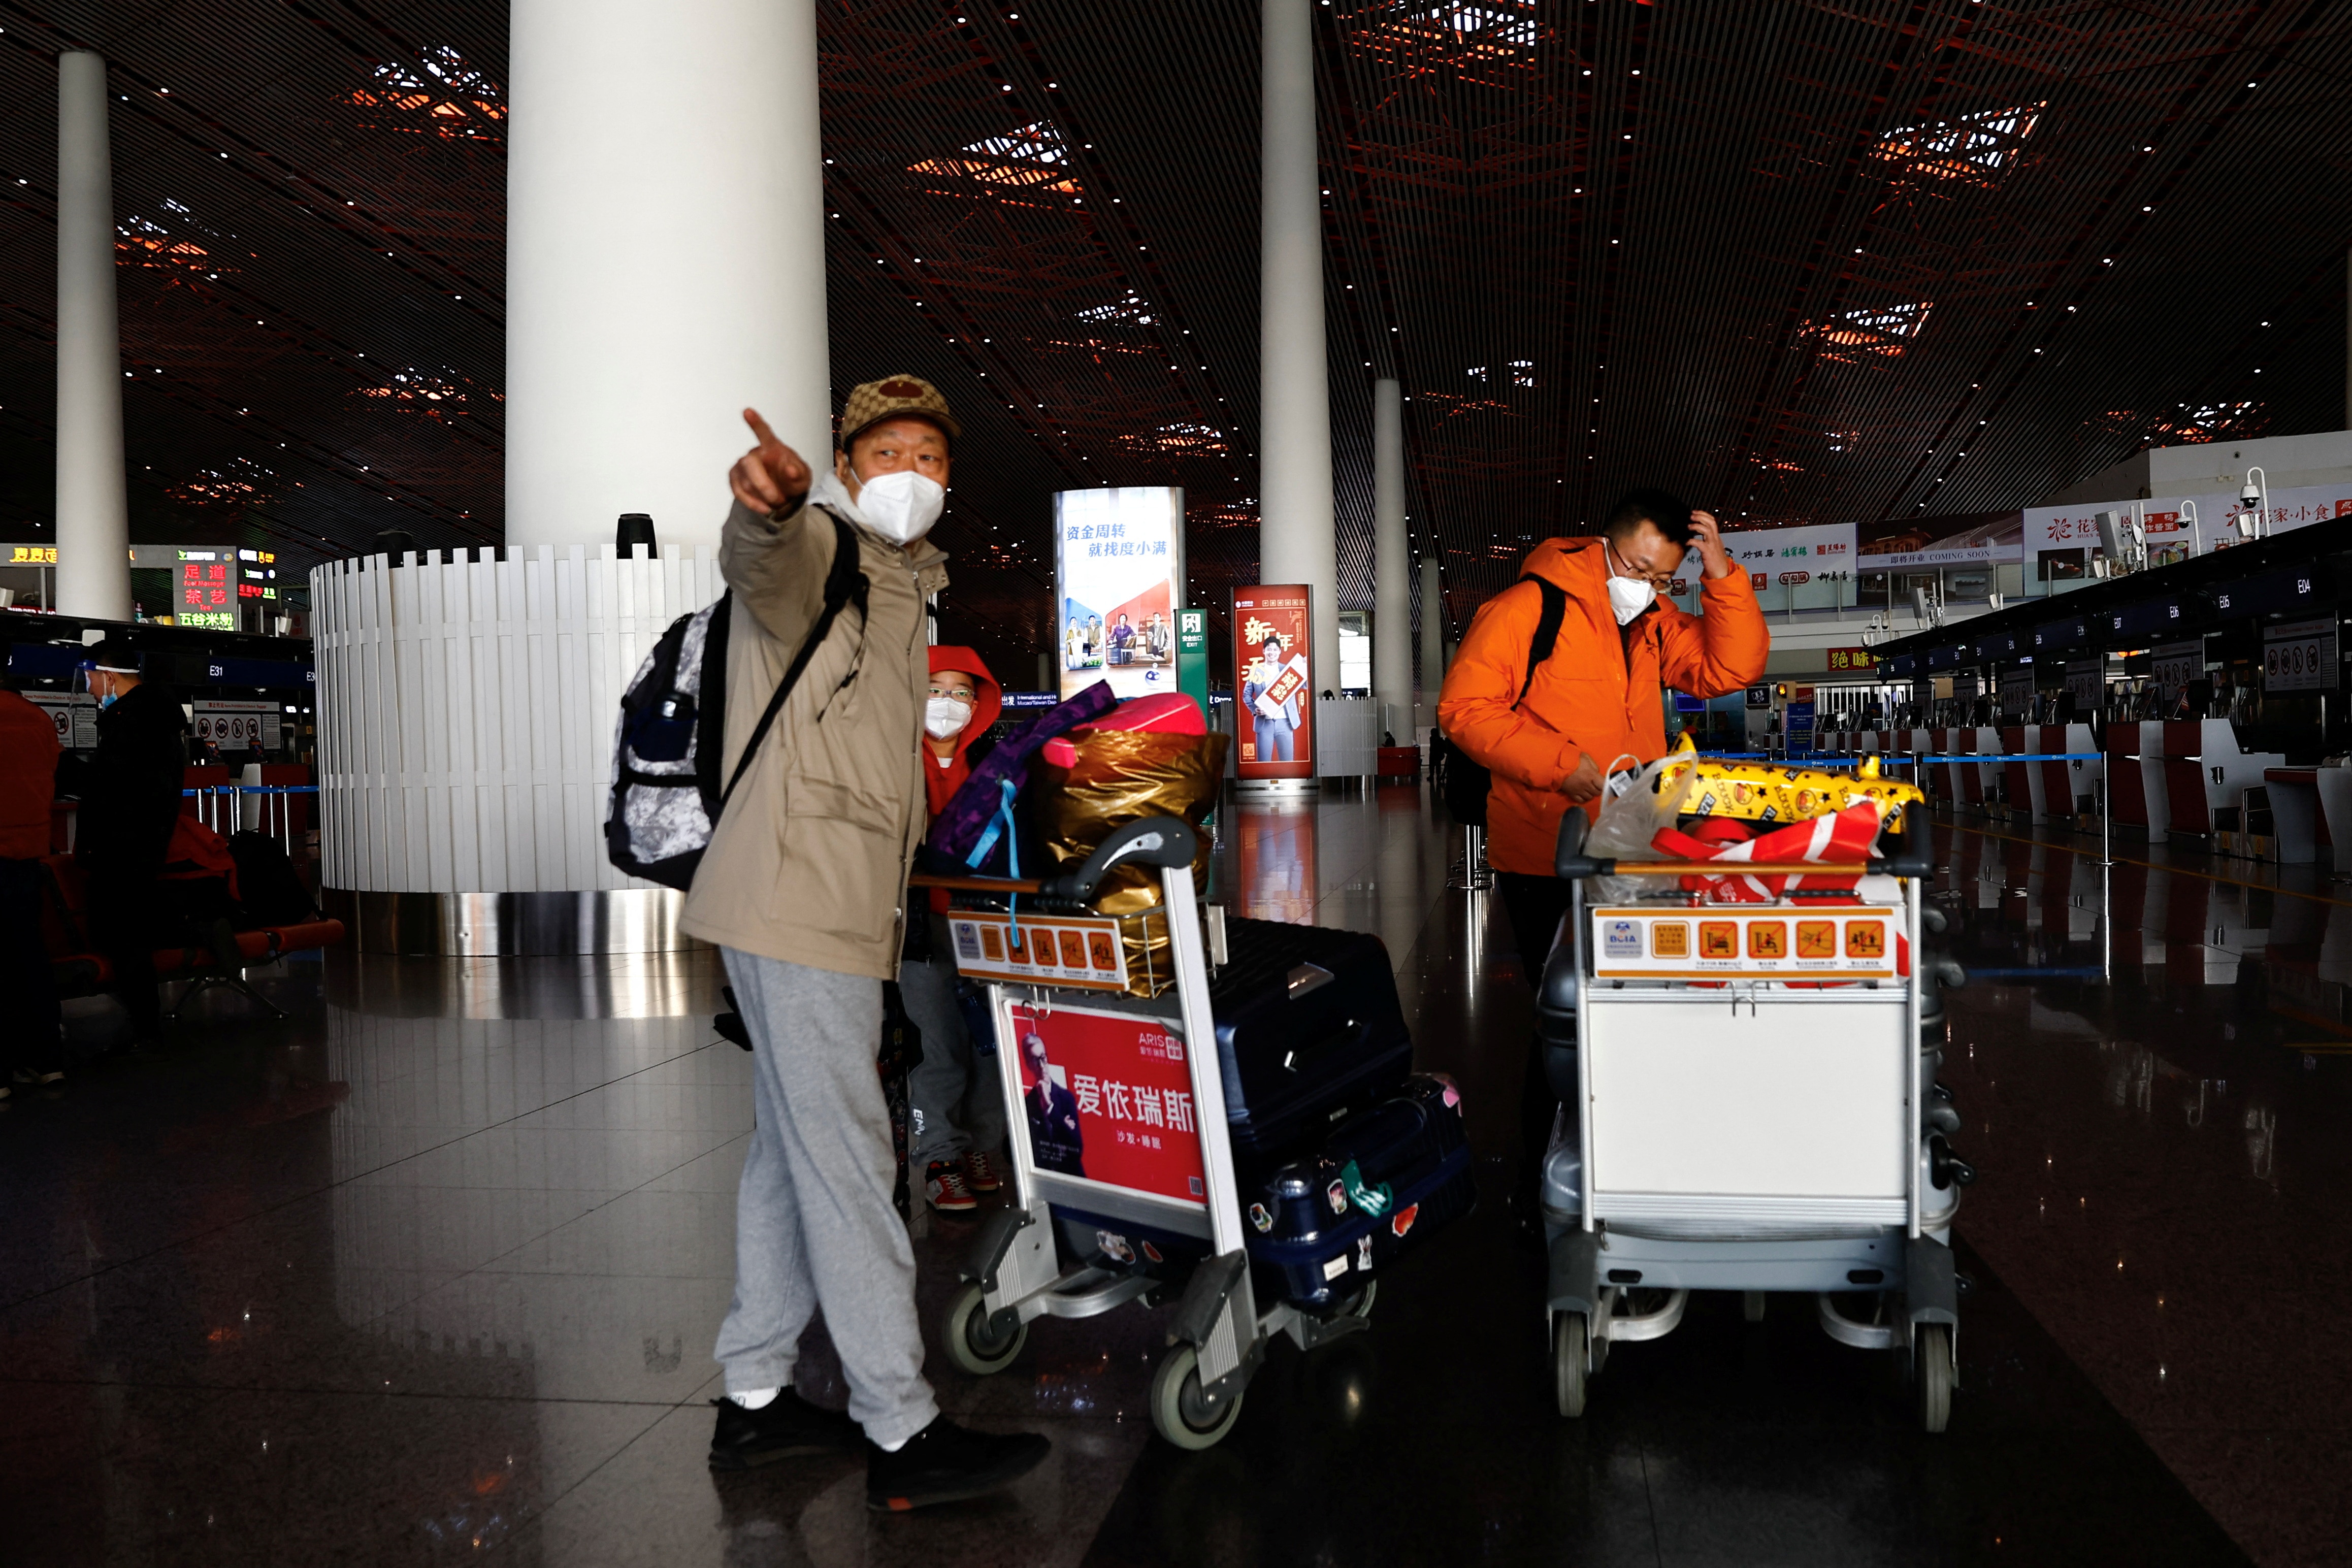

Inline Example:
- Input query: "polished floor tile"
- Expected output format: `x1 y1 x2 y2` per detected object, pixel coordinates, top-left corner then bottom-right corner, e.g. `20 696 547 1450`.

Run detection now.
6 785 2339 1563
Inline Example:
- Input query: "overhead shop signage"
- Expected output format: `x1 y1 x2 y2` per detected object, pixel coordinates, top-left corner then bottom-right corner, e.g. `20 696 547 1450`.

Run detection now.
1055 487 1185 703
1857 513 2023 572
4 545 57 565
1696 522 1855 588
2263 618 2340 694
2023 485 2352 570
1824 646 1879 672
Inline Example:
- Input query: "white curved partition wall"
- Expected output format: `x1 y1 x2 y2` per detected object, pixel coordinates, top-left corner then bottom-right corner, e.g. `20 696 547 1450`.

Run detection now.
310 546 720 953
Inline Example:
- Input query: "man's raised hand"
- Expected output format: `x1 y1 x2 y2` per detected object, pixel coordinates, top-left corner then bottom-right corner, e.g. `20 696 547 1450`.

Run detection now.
728 408 812 516
1689 509 1735 580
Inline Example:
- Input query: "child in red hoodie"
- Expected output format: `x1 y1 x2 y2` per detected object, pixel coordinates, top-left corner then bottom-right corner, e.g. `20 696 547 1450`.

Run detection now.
902 647 1008 1214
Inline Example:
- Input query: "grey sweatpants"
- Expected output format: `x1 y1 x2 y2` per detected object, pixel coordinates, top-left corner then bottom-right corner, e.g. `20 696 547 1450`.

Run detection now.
901 947 1007 1172
715 947 939 1449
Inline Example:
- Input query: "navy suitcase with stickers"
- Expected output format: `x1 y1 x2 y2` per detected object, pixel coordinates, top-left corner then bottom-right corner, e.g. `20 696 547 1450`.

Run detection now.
1243 1073 1475 1308
1057 1074 1474 1310
1205 917 1415 1158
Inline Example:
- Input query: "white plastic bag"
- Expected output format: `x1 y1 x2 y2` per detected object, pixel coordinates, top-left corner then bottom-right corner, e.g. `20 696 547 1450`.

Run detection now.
1582 751 1694 904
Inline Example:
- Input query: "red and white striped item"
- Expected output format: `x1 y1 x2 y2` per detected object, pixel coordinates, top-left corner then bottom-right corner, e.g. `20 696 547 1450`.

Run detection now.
1650 799 1885 903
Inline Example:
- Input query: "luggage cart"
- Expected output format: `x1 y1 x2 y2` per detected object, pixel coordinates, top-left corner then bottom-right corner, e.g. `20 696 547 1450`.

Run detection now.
1541 810 1968 1432
920 817 1376 1450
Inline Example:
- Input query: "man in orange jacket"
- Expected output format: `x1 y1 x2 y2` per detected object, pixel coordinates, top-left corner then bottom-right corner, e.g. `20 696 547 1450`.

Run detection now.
1438 489 1768 1211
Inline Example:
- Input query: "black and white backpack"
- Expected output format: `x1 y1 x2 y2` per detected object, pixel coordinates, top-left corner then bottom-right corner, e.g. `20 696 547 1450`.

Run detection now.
605 514 867 890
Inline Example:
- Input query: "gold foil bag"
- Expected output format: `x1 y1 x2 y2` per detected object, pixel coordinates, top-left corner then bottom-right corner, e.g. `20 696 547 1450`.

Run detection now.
1036 728 1229 996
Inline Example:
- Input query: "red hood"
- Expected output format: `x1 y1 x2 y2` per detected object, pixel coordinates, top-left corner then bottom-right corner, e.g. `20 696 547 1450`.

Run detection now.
929 645 1002 758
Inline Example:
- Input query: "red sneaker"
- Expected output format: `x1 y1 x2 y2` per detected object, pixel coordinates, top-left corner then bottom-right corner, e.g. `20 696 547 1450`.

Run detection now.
964 1149 1002 1193
926 1161 977 1214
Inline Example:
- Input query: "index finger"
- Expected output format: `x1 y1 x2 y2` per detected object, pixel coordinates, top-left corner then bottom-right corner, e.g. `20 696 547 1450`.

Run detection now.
742 407 781 452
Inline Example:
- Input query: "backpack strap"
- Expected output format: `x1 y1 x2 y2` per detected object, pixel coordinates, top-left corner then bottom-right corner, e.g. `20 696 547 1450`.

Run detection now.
1513 578 1571 710
692 589 734 814
718 514 871 810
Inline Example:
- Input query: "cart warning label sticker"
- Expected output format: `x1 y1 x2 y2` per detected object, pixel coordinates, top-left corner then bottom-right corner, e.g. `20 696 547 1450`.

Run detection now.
1323 1254 1349 1281
1591 908 1903 981
950 912 1131 992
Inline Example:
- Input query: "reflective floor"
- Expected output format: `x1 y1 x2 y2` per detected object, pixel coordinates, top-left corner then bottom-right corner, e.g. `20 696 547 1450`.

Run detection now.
3 785 2342 1564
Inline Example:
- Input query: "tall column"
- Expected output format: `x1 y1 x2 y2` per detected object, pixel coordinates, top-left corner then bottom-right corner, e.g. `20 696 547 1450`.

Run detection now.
1372 378 1410 738
1418 557 1445 729
506 0 829 550
1258 0 1340 689
54 52 130 622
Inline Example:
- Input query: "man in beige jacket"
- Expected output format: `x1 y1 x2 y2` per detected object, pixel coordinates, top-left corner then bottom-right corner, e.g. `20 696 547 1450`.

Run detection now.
686 377 1048 1511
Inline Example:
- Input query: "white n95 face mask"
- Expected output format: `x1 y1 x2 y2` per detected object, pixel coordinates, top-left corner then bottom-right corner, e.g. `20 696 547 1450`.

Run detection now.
1606 573 1656 626
924 696 971 739
857 469 945 544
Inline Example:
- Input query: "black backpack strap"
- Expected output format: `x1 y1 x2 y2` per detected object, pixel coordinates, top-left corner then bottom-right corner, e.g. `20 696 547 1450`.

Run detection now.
718 514 870 810
1513 578 1571 709
693 589 734 813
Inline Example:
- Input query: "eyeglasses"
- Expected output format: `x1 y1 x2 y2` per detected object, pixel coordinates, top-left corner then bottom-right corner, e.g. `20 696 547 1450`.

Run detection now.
1606 537 1677 589
931 685 978 703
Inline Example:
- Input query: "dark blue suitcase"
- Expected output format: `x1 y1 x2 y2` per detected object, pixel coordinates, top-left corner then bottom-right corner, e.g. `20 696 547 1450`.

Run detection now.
1243 1074 1474 1309
1056 1076 1475 1311
1206 917 1414 1158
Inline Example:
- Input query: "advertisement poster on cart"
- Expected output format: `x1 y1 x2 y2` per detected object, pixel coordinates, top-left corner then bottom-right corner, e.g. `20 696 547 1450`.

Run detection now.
1006 1002 1205 1207
1056 487 1186 703
1233 584 1314 779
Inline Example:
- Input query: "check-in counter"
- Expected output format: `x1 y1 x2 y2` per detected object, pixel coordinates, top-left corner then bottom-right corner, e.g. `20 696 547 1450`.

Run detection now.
2257 767 2324 865
2107 720 2169 835
2036 724 2101 821
1999 726 2044 822
2316 766 2352 876
2161 719 2285 844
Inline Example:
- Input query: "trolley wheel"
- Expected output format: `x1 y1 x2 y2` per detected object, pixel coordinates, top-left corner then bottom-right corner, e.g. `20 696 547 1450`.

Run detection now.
1553 1312 1589 1419
1338 1280 1378 1321
942 1282 1027 1377
1917 1323 1954 1433
1743 1290 1767 1323
1150 1344 1245 1450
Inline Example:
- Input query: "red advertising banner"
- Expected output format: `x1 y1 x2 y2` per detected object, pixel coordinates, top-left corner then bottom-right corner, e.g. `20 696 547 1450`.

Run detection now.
1233 584 1314 779
1006 1001 1206 1206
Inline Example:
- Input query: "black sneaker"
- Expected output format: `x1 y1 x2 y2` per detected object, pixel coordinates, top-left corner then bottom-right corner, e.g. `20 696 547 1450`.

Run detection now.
707 1391 862 1471
867 1417 1051 1512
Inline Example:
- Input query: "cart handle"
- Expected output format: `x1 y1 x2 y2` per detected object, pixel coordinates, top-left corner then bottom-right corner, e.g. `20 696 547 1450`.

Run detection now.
909 816 1200 912
1554 810 1932 880
909 872 1043 894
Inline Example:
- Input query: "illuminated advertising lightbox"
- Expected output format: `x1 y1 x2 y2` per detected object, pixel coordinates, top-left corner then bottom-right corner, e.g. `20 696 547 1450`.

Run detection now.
1055 487 1186 702
1233 584 1314 780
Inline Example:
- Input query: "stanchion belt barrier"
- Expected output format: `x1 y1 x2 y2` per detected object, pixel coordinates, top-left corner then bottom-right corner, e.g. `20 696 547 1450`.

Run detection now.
1694 752 2104 765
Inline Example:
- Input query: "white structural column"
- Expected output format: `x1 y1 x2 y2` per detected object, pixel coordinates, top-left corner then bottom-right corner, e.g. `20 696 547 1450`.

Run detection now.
54 52 130 621
1419 557 1445 728
1372 377 1410 737
314 0 831 949
1258 0 1341 690
506 0 830 551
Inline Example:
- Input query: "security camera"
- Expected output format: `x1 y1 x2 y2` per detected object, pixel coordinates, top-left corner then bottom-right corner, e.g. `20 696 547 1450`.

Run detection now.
2240 480 2262 509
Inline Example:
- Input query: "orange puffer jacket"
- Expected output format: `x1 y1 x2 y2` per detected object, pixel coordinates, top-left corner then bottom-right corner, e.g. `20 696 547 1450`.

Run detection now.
1438 536 1768 877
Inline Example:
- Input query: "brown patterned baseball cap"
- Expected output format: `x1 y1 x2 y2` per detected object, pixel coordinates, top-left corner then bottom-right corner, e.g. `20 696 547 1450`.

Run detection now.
838 374 961 450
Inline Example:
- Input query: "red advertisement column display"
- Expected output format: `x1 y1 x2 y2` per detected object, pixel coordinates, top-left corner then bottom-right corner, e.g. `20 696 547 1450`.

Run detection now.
1006 1002 1207 1207
1232 584 1314 780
